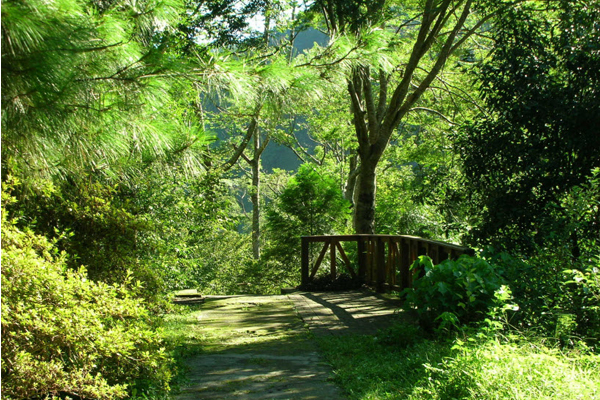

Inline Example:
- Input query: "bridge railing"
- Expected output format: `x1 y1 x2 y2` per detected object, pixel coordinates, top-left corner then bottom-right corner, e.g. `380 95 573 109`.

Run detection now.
300 234 474 292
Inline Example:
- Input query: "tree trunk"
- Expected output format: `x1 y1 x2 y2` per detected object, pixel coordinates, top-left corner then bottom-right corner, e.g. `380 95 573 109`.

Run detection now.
337 1 482 234
344 153 359 205
353 158 377 234
251 131 261 260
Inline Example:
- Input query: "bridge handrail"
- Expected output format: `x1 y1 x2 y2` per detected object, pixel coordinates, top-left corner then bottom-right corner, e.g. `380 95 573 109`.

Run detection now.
300 234 473 292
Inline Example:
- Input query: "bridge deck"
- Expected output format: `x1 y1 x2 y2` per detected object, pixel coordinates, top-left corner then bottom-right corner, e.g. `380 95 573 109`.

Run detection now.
288 290 405 336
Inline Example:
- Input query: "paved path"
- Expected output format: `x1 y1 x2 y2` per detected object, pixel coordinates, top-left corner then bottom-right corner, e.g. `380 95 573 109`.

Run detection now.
173 290 403 400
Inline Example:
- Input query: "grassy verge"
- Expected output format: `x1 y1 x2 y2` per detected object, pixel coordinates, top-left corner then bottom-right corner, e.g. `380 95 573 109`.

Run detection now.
316 323 600 400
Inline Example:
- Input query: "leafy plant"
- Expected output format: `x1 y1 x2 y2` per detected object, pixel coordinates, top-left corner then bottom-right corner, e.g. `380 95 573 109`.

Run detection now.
318 330 600 400
263 164 351 288
403 255 505 331
459 2 600 253
485 247 599 348
422 339 600 400
1 185 173 400
7 178 169 304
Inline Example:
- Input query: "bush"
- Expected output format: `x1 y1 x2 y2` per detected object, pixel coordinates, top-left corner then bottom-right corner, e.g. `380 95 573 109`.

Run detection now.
1 190 173 400
403 255 505 331
263 164 350 289
489 250 600 347
7 178 167 303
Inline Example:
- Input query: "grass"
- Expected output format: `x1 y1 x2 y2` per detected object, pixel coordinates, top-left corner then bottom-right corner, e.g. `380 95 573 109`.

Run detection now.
316 323 600 400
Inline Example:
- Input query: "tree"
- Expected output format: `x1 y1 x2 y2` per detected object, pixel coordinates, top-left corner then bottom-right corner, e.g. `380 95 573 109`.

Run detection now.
1 0 229 301
263 163 350 286
458 1 600 253
304 0 516 234
1 0 194 183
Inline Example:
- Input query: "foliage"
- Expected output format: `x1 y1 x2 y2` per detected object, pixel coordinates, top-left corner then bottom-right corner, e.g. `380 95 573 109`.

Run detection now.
318 328 600 400
403 255 505 331
6 178 171 306
473 170 600 346
4 162 248 297
458 1 600 253
130 167 240 292
419 338 600 400
1 185 173 400
303 0 388 36
174 0 267 53
266 164 350 236
546 167 600 262
1 0 188 182
263 164 351 287
488 249 600 348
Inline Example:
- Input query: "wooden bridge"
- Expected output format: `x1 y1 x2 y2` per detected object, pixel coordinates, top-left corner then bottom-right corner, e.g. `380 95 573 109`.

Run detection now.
301 234 473 292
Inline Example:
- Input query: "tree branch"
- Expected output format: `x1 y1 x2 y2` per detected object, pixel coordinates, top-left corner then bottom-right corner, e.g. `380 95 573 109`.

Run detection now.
393 0 473 127
221 103 263 171
409 107 457 125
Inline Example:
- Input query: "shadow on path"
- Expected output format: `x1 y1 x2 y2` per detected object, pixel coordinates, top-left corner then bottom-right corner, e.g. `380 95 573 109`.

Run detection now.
172 295 345 400
173 291 404 399
289 290 404 336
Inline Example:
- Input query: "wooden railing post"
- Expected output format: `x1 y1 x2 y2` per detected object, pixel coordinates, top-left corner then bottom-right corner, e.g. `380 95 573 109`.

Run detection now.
400 239 410 290
376 237 386 293
301 236 309 287
330 239 337 280
357 237 367 283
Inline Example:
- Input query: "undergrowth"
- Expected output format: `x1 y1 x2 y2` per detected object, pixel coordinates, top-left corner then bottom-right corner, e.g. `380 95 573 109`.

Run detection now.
317 324 600 400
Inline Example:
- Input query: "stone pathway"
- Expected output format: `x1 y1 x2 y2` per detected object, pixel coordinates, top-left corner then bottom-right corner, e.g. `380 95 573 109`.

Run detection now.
173 290 403 400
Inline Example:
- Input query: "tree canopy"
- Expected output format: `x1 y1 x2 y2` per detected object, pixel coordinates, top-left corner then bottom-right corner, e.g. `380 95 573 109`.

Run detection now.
458 0 600 253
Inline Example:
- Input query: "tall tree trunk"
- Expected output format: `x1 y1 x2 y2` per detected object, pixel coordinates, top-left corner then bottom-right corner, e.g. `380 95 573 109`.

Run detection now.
353 159 377 234
247 128 269 260
251 157 261 259
344 153 359 205
250 130 262 260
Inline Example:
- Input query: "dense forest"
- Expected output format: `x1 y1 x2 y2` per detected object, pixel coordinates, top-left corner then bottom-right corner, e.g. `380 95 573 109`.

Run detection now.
2 0 599 399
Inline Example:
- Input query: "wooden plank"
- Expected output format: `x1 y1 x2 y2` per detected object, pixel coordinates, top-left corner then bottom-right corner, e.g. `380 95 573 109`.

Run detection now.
431 244 439 264
330 240 337 280
310 242 330 279
335 241 356 279
400 239 410 290
366 239 375 284
300 234 471 253
386 240 394 286
389 241 399 286
357 237 367 281
410 240 419 284
301 237 309 286
376 237 386 293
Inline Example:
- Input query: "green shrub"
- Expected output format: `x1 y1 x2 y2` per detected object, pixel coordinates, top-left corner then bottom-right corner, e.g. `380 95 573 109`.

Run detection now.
403 255 505 331
490 250 600 347
1 192 173 400
562 265 600 345
264 164 350 289
7 178 167 302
